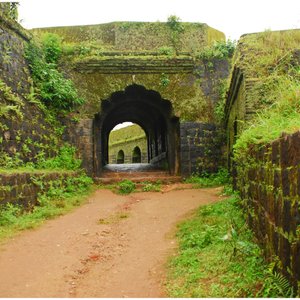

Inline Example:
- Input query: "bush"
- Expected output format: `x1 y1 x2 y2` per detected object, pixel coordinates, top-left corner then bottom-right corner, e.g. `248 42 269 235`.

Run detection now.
25 39 84 111
37 144 82 170
197 39 236 60
185 167 230 187
118 180 136 195
42 33 62 64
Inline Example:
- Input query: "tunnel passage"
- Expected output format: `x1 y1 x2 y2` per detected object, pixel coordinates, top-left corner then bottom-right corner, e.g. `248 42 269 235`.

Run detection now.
93 84 180 176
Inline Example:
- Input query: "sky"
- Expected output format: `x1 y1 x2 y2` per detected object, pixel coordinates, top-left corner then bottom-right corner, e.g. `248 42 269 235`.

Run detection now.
17 0 300 41
15 0 300 130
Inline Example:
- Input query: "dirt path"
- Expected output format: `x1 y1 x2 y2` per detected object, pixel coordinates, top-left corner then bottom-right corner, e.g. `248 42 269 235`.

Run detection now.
0 185 223 298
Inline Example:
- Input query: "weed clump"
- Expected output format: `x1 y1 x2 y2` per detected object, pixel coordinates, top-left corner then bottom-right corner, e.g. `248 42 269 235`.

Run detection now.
117 180 136 195
184 167 230 188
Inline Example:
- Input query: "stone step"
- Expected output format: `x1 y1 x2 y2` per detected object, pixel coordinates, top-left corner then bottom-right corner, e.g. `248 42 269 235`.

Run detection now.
94 175 182 184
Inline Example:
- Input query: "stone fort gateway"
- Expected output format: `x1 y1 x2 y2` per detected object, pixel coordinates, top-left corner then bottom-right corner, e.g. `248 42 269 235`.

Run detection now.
0 3 300 292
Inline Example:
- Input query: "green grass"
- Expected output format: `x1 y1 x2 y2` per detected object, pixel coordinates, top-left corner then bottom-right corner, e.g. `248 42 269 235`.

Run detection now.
166 195 295 298
0 174 94 241
141 181 162 192
184 168 230 188
232 30 300 155
234 77 300 157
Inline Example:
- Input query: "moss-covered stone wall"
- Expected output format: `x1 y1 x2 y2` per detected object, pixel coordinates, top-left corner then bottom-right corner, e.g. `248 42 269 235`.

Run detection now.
237 131 300 292
180 122 224 176
31 21 230 175
32 22 224 53
33 22 229 123
225 30 300 166
0 11 64 167
0 171 77 210
225 30 300 292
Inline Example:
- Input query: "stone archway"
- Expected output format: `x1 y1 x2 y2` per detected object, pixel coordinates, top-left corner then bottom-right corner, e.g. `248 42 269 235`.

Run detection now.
93 84 180 176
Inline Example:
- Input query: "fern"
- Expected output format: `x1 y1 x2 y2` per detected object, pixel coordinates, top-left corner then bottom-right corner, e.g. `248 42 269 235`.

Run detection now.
259 271 294 298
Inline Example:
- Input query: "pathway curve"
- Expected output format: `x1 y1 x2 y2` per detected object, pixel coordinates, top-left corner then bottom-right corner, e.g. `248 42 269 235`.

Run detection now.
0 185 223 297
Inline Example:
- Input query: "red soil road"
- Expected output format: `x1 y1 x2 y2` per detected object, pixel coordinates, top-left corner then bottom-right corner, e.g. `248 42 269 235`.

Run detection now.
0 185 223 298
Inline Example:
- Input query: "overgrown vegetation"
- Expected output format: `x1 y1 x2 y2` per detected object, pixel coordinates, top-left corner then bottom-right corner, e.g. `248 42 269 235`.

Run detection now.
0 79 24 120
25 33 84 111
0 173 93 241
117 179 136 195
184 167 230 188
197 39 236 60
166 195 295 297
232 30 300 156
141 181 161 192
167 15 184 53
36 144 82 170
0 143 82 171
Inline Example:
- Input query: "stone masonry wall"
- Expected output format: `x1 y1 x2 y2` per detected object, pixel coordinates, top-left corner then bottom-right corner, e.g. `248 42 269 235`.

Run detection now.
62 119 94 176
237 131 300 291
180 122 224 176
109 136 147 164
0 171 78 210
0 9 63 165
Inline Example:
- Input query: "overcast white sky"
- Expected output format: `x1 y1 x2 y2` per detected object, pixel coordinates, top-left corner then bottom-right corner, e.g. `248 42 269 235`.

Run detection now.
17 0 300 41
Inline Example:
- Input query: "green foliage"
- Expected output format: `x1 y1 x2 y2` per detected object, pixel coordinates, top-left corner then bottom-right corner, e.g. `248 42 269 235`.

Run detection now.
234 30 300 78
166 195 294 297
167 15 184 33
214 79 229 124
258 270 294 297
41 33 62 64
158 46 175 56
167 15 184 53
36 144 82 170
0 173 93 240
197 39 236 60
117 179 136 195
0 152 23 169
0 79 24 119
0 144 81 171
142 181 161 192
0 203 22 226
25 38 84 111
160 73 170 87
185 167 230 187
234 76 300 158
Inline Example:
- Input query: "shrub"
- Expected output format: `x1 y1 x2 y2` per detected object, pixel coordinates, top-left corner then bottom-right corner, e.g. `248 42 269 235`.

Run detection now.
42 33 62 64
185 167 230 187
197 39 236 60
118 180 136 195
25 39 84 111
37 144 82 170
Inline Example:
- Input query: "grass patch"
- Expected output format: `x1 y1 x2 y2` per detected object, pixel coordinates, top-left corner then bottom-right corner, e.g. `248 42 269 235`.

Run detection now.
117 179 136 195
184 168 230 188
141 181 162 192
232 30 300 155
98 212 130 225
166 194 295 297
0 174 94 242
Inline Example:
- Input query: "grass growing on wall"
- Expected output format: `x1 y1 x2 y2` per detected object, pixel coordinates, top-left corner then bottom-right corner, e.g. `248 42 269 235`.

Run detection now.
25 33 85 111
232 30 300 155
234 76 300 157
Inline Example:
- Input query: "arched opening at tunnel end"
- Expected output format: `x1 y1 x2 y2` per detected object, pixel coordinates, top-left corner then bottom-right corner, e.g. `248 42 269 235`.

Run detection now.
93 84 180 176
